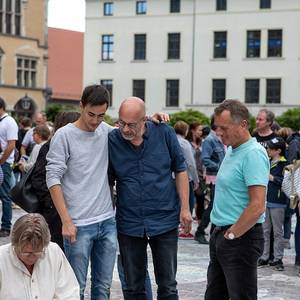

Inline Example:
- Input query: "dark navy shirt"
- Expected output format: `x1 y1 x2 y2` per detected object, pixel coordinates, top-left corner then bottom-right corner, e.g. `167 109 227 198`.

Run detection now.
108 122 186 237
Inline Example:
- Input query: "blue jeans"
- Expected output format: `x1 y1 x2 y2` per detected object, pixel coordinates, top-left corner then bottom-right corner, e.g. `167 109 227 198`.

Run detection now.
117 254 153 300
118 228 178 300
64 217 117 300
0 163 13 230
205 224 264 300
295 207 300 265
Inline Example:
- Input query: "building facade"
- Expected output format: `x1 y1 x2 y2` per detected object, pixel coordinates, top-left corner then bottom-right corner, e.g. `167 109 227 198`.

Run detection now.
84 0 300 117
0 0 48 117
48 27 83 104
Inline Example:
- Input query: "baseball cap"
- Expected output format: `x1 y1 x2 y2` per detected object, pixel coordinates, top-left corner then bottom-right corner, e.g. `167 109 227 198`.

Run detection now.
266 137 286 155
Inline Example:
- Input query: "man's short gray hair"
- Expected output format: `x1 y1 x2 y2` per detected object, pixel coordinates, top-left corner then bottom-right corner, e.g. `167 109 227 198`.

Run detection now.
11 213 50 253
214 99 250 126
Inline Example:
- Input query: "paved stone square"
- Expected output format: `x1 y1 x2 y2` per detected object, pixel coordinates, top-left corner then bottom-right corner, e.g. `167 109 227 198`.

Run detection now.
1 207 300 299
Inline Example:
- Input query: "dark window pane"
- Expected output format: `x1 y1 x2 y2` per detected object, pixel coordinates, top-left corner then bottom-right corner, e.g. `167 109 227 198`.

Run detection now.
5 13 11 33
31 71 36 88
247 30 261 58
216 0 226 11
0 13 3 33
214 31 227 58
15 14 20 35
245 79 259 103
17 69 22 86
102 34 114 60
15 0 21 12
166 80 179 107
24 70 29 87
268 29 282 57
104 2 113 16
260 0 271 9
133 80 145 101
134 34 146 60
168 33 180 59
6 0 11 11
266 79 281 103
136 1 146 14
212 79 226 103
100 79 113 106
170 0 180 13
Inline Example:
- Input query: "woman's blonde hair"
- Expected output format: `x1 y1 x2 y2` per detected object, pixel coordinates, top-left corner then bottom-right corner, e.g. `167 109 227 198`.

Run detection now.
11 213 50 253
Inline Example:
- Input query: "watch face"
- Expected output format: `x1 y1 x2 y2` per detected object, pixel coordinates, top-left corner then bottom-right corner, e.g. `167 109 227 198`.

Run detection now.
228 232 235 240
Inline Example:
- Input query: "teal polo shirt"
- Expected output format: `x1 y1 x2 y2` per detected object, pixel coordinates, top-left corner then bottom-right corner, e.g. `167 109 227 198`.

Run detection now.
211 138 269 226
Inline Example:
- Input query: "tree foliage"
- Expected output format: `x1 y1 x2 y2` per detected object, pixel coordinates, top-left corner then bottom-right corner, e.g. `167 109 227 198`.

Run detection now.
276 108 300 131
45 104 79 122
169 109 210 126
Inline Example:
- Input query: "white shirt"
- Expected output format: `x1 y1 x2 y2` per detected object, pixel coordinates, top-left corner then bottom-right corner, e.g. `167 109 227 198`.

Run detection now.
0 242 80 300
0 113 18 164
23 141 47 173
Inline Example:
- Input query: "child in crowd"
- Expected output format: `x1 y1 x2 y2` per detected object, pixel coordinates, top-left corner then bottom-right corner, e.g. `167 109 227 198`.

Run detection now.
258 137 288 271
18 124 50 173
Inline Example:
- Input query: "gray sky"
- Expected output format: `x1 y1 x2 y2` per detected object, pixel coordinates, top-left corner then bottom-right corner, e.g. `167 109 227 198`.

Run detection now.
48 0 85 32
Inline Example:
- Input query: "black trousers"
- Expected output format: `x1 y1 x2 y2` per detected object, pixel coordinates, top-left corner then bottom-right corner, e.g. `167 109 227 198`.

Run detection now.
205 224 264 300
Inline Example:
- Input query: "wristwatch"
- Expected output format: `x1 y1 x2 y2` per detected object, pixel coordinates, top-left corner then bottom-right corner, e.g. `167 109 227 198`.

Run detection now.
228 232 235 240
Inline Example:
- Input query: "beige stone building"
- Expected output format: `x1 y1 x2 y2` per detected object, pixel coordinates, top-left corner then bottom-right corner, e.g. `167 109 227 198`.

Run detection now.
0 0 48 117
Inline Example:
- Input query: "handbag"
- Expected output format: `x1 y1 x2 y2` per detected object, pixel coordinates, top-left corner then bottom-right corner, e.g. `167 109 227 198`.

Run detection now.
10 166 39 213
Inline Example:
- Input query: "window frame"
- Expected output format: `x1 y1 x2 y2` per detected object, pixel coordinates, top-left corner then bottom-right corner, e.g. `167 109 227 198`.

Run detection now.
100 79 113 107
168 33 180 60
216 0 227 11
170 0 180 13
212 79 226 103
136 1 147 15
132 79 146 101
166 79 179 107
101 34 114 61
213 31 227 59
103 2 113 16
260 0 271 9
268 29 282 58
245 79 260 104
16 56 37 88
266 78 281 104
134 34 146 60
246 30 261 58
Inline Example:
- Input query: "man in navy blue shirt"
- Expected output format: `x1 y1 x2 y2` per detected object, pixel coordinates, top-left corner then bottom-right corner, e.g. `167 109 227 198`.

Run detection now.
109 97 192 300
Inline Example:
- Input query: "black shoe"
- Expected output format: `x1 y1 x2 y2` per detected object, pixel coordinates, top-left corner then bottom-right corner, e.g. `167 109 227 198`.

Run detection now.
257 259 269 268
194 234 209 245
269 259 283 267
0 228 10 237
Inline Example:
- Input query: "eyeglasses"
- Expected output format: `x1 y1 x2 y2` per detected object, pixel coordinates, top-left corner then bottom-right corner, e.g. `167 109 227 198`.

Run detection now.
19 250 45 258
118 118 144 130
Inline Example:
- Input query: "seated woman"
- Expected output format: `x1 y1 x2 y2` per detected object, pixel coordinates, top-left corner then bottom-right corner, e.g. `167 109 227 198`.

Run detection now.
0 213 79 299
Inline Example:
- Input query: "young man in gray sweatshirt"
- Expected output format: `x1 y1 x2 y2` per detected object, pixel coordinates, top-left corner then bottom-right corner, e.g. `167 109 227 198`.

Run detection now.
46 85 116 300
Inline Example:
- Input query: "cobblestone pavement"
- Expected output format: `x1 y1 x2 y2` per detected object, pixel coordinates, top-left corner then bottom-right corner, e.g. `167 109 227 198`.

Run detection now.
1 207 300 299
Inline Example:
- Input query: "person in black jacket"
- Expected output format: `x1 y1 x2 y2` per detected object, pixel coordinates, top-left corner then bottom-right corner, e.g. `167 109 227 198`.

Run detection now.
258 137 288 271
30 112 80 250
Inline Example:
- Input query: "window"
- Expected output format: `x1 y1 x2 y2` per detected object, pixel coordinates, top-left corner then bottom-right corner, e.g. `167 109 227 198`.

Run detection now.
268 29 282 57
16 57 37 88
216 0 226 11
266 79 281 103
136 1 146 15
166 80 179 107
246 30 261 58
100 80 113 106
134 34 146 60
0 0 21 35
245 79 259 103
170 0 180 13
214 31 227 58
103 2 113 16
101 34 114 61
168 33 180 59
133 80 145 101
212 79 226 103
260 0 271 9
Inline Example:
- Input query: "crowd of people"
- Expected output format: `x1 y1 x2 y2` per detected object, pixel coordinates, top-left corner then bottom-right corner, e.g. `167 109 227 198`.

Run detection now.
0 87 299 299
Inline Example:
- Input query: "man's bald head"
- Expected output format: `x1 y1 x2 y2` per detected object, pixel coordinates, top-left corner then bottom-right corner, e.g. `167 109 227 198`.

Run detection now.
119 97 146 119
